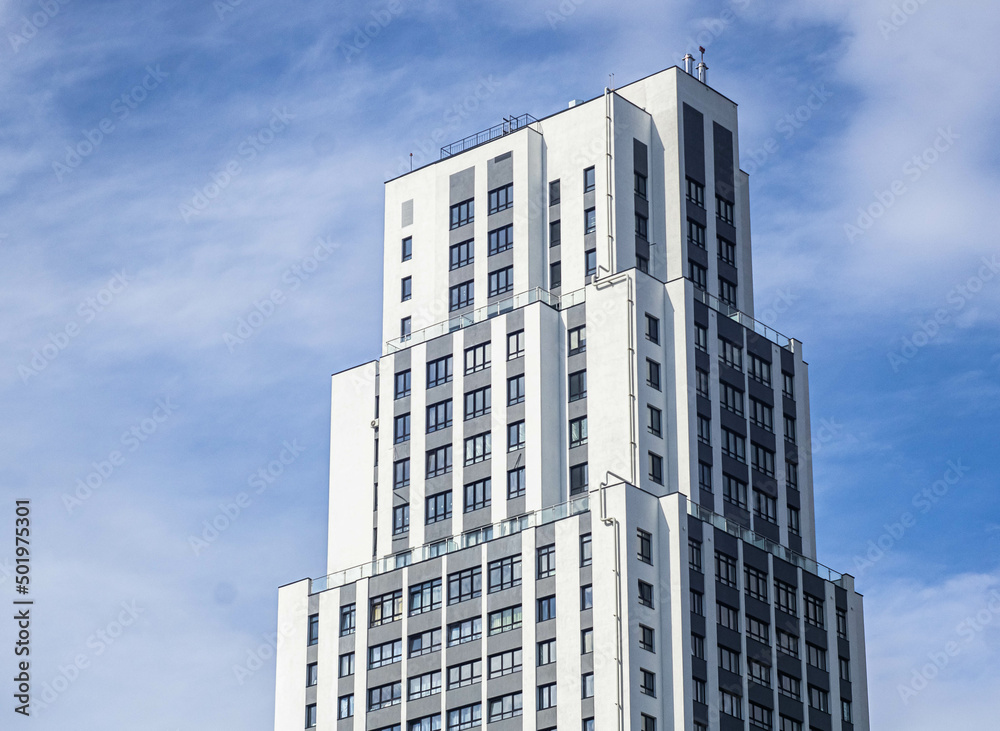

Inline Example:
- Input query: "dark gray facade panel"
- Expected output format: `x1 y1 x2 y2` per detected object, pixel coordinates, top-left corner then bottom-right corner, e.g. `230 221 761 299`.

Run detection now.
450 166 475 203
633 138 649 175
713 121 735 202
716 316 743 345
682 103 706 184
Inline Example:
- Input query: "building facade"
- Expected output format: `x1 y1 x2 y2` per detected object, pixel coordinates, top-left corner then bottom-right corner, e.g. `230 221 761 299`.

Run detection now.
274 66 870 731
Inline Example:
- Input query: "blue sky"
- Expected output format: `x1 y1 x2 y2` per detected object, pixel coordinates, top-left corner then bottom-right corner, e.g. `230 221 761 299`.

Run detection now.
1 0 998 728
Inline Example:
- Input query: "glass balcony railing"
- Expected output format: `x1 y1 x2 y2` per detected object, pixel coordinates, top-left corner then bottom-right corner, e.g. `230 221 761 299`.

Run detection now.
693 288 793 350
310 494 590 594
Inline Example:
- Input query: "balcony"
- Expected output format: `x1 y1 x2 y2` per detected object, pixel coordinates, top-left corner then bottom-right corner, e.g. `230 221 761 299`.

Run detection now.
440 114 539 159
693 287 794 350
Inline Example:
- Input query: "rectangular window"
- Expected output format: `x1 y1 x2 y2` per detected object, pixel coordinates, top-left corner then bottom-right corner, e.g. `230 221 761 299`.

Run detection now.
720 382 744 415
721 428 746 462
583 166 596 192
488 555 522 593
689 538 703 571
488 649 522 678
549 180 560 204
780 716 802 731
307 614 319 646
749 701 772 730
338 694 355 719
646 359 661 389
339 604 355 636
641 714 656 731
580 533 592 566
568 325 586 355
447 617 482 646
778 672 801 700
694 679 707 704
784 415 797 444
409 716 441 731
719 338 743 370
747 616 769 643
449 280 474 311
489 266 514 296
686 178 705 207
402 236 412 261
426 445 453 478
715 552 738 588
805 594 825 628
487 605 522 635
336 655 352 679
393 504 410 535
464 342 491 374
638 580 655 608
720 689 743 719
648 406 662 437
640 669 656 697
789 506 801 536
427 355 454 388
692 633 705 660
489 183 513 214
368 682 401 711
808 685 829 713
537 595 556 621
487 692 522 722
640 624 655 652
393 413 410 444
449 238 474 270
749 659 771 688
581 628 594 654
369 590 403 627
549 220 561 247
749 398 774 431
568 370 587 401
368 639 403 669
488 223 513 255
637 253 648 272
394 370 411 399
751 443 775 477
537 544 556 578
837 608 849 639
447 659 482 689
394 458 410 489
775 581 797 615
697 415 711 445
777 629 799 657
695 323 708 351
569 416 588 448
717 602 739 631
584 208 596 234
745 565 769 601
635 171 647 198
426 399 453 433
507 420 525 451
408 628 442 657
648 452 663 484
719 646 741 674
749 354 772 385
690 589 704 616
408 579 442 615
580 584 593 610
464 385 491 420
699 461 712 492
507 467 525 499
637 529 653 564
689 260 707 290
401 317 411 339
645 314 660 343
464 433 491 465
550 261 562 288
585 248 597 276
840 656 852 681
719 236 736 265
716 195 734 225
783 371 795 398
688 219 706 249
507 374 525 405
754 490 777 524
447 567 481 604
464 478 491 512
450 198 474 229
401 276 412 302
507 329 524 359
408 670 442 701
635 213 648 239
537 682 557 710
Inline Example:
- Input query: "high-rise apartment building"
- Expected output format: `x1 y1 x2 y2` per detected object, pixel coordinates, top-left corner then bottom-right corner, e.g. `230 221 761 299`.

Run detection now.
274 65 870 731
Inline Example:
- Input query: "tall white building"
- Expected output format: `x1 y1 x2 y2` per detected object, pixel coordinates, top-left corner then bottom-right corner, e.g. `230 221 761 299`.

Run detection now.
274 65 870 731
